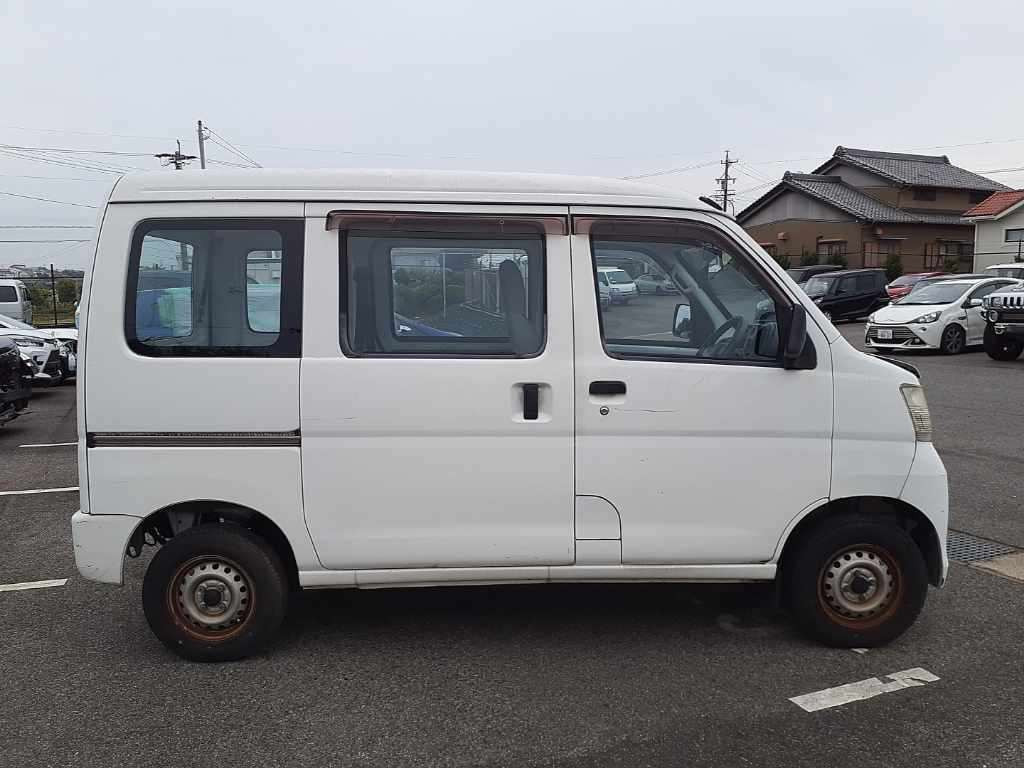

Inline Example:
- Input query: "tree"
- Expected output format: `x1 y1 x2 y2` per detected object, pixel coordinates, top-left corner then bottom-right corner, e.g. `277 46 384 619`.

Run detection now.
773 253 792 269
56 280 78 304
832 252 849 268
885 254 903 282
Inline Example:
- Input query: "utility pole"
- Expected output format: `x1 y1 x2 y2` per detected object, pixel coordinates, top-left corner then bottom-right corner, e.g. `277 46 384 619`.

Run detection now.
196 120 208 169
716 150 739 215
155 140 197 170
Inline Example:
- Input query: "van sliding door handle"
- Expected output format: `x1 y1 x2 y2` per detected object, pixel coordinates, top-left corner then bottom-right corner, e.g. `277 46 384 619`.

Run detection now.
522 383 540 420
589 380 626 396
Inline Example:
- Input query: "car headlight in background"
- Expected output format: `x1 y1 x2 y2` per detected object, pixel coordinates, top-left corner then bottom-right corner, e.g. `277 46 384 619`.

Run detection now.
867 312 876 323
12 335 44 347
990 296 1003 307
911 311 941 324
900 384 933 442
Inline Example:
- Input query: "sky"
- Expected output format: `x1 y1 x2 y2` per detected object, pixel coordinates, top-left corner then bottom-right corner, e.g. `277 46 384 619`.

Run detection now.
2 0 1023 268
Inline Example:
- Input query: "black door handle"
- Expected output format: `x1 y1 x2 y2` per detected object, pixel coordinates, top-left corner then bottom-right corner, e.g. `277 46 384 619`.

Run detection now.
589 380 626 396
522 383 539 420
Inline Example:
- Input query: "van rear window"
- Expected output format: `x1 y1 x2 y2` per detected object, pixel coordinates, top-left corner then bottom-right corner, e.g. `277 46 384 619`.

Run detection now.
125 219 303 357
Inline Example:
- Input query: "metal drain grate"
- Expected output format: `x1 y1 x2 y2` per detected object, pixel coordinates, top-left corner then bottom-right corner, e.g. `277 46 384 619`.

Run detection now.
947 530 1019 563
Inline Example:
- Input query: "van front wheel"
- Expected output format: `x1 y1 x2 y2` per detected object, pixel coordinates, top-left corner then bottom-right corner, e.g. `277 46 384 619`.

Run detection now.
142 524 288 662
784 516 928 647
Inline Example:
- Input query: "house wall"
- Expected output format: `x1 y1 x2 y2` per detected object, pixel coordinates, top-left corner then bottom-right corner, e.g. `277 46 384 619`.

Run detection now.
824 162 986 212
740 191 850 226
744 218 864 263
972 208 1024 270
867 223 976 272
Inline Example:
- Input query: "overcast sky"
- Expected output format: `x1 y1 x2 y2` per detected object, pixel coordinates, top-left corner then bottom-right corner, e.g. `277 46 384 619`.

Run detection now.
2 0 1023 268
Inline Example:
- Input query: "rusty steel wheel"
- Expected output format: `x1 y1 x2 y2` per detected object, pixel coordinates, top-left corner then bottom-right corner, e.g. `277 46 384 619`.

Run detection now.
784 515 929 647
169 556 254 642
817 544 902 630
143 524 288 662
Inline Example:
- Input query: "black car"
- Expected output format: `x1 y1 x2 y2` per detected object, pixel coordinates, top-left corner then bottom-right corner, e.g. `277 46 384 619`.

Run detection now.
0 336 31 426
786 264 844 284
802 268 889 321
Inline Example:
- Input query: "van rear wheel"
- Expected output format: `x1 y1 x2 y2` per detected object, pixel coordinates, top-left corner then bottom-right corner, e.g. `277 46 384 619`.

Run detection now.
142 524 288 662
784 516 928 647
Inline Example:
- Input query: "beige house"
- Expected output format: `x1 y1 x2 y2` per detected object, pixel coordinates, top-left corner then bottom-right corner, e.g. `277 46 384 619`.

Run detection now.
738 147 1007 272
961 190 1024 271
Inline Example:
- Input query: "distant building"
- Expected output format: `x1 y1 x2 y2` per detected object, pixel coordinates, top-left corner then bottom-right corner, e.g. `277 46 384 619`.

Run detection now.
962 190 1024 271
738 146 1007 273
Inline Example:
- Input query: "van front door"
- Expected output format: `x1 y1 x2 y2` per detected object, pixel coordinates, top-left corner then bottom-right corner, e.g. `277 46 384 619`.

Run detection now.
570 211 833 564
300 211 575 572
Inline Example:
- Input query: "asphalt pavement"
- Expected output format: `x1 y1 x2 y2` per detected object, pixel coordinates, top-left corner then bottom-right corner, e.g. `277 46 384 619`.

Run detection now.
1 336 1023 768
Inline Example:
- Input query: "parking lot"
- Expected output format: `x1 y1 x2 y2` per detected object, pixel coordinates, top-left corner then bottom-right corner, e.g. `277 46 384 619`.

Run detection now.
2 326 1023 768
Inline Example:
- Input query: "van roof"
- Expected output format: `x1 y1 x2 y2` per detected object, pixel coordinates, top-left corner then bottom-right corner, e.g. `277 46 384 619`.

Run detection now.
108 168 715 211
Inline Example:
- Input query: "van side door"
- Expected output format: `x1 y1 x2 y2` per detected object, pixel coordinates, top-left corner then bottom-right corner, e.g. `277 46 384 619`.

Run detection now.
299 208 575 572
569 210 833 564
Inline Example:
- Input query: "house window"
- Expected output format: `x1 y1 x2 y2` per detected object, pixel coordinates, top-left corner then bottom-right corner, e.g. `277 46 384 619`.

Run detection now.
1005 229 1024 243
970 190 991 204
864 240 901 268
913 187 937 201
816 241 847 260
759 243 777 256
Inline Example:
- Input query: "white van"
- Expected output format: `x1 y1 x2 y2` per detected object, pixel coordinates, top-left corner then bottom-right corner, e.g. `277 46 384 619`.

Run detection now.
72 170 948 661
0 279 32 324
595 266 637 304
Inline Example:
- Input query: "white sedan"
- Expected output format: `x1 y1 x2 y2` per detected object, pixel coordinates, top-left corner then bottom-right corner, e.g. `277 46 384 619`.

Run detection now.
865 277 1020 354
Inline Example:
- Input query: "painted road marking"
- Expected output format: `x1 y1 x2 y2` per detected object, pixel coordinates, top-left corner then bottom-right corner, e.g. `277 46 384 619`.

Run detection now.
19 442 76 448
790 668 939 712
0 486 79 497
0 578 68 593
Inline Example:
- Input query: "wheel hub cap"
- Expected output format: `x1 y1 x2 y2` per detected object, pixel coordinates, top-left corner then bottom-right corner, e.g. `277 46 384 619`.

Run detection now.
822 548 895 619
174 559 251 631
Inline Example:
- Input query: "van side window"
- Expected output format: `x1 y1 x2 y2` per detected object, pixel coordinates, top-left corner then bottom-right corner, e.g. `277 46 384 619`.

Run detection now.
0 286 17 302
125 220 303 357
588 220 786 365
341 233 545 357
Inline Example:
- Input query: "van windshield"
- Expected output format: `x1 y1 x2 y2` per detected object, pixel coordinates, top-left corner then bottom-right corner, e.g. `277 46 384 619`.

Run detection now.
803 276 834 297
604 269 632 284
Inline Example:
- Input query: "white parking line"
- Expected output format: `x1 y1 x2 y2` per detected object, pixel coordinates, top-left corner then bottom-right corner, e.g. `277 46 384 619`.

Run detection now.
0 486 79 497
19 442 76 448
0 578 68 593
789 668 940 712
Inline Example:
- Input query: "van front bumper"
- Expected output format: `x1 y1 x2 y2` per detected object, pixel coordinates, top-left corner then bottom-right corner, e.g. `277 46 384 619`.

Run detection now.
71 510 141 585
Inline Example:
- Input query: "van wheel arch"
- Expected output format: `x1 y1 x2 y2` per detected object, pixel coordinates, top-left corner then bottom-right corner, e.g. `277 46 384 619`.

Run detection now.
127 500 300 590
778 496 943 587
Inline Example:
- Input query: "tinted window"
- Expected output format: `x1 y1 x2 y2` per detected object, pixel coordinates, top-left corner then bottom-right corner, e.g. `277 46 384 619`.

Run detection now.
855 274 878 292
126 220 303 357
590 223 784 364
0 287 17 302
343 233 545 357
835 278 855 295
804 276 835 297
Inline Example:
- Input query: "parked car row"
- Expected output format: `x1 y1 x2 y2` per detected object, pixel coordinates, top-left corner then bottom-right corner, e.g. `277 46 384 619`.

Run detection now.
0 313 77 386
0 336 32 426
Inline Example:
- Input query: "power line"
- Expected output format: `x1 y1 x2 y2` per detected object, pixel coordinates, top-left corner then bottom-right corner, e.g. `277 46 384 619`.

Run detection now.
0 224 94 229
0 173 112 182
0 190 98 208
205 128 261 168
622 160 719 180
0 148 133 174
0 143 152 157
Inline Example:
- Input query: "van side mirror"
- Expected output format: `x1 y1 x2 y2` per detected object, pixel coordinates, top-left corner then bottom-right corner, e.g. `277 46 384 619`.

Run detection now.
783 304 813 370
672 303 692 338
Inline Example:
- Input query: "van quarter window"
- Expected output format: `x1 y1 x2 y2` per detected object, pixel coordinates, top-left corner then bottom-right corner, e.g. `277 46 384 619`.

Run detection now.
125 219 303 357
341 232 545 357
0 286 17 302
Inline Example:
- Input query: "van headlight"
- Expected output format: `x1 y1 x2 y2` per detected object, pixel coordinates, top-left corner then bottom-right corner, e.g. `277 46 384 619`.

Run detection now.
911 311 940 324
900 384 933 442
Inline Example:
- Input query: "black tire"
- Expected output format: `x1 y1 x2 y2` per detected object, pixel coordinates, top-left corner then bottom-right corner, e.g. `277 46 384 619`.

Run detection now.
783 515 928 647
983 325 1024 361
939 324 966 355
143 524 289 662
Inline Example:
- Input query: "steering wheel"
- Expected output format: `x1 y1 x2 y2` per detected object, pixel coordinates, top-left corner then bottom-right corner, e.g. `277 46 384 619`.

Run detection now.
697 316 746 359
